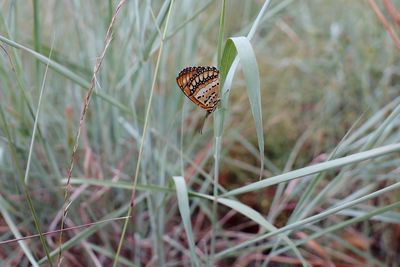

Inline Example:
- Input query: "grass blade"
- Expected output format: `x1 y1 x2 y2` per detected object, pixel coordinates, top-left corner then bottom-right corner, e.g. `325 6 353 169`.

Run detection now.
224 142 400 197
0 35 129 112
173 176 201 267
0 194 39 267
215 197 308 266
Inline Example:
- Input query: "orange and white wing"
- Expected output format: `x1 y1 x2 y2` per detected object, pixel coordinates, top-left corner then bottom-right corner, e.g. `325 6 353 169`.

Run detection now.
176 66 220 113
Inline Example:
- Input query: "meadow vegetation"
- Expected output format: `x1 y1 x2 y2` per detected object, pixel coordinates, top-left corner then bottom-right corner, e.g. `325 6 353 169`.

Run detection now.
0 0 399 266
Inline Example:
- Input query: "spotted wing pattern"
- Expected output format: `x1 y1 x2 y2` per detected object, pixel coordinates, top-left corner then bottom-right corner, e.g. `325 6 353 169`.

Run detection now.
176 66 220 113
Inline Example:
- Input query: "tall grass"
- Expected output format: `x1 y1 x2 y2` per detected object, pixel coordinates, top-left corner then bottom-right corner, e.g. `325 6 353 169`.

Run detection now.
0 0 400 266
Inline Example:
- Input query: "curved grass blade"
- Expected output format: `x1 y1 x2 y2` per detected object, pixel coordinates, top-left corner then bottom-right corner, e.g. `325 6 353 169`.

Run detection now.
215 197 308 266
245 201 400 264
218 36 264 176
172 176 201 267
217 181 400 258
224 142 400 197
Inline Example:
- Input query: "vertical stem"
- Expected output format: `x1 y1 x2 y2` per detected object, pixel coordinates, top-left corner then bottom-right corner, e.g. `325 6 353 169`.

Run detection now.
217 0 226 67
112 1 175 266
210 1 226 265
32 0 41 88
57 1 127 264
210 136 221 264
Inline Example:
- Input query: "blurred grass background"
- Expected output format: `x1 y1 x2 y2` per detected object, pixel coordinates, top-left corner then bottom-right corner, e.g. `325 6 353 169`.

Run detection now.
1 0 400 266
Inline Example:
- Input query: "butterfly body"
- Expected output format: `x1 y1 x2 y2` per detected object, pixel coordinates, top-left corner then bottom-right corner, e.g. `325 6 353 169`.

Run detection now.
176 66 220 114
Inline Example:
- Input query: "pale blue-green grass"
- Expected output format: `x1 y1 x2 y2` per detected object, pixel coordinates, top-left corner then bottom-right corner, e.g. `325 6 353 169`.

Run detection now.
1 0 400 266
0 194 38 267
0 54 52 265
173 176 201 266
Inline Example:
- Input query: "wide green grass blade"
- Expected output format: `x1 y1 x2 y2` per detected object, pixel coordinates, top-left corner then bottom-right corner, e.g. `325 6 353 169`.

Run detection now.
218 36 264 174
215 0 275 138
232 37 264 171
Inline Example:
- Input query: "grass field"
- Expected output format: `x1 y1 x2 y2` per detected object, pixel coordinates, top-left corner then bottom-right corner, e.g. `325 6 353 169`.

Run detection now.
1 0 400 266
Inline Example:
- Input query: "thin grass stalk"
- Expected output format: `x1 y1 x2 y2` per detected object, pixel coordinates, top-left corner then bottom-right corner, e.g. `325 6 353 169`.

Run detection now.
32 0 41 88
269 201 400 259
24 37 53 184
223 143 400 197
289 111 367 221
265 114 367 265
38 204 133 265
108 0 113 23
0 23 62 178
232 202 400 264
165 1 214 43
0 35 129 112
22 37 55 265
287 104 400 228
267 129 310 223
217 181 400 257
0 216 130 246
0 101 51 266
0 45 53 266
0 194 39 267
112 1 174 266
211 0 272 264
362 103 400 150
56 1 127 264
210 0 226 264
115 1 213 92
217 0 226 67
142 1 171 60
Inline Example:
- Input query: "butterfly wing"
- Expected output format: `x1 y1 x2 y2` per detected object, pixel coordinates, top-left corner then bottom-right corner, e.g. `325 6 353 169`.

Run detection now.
176 66 220 113
176 67 200 94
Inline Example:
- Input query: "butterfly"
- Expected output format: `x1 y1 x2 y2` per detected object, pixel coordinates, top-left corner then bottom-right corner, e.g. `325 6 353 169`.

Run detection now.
176 66 220 132
176 66 220 113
